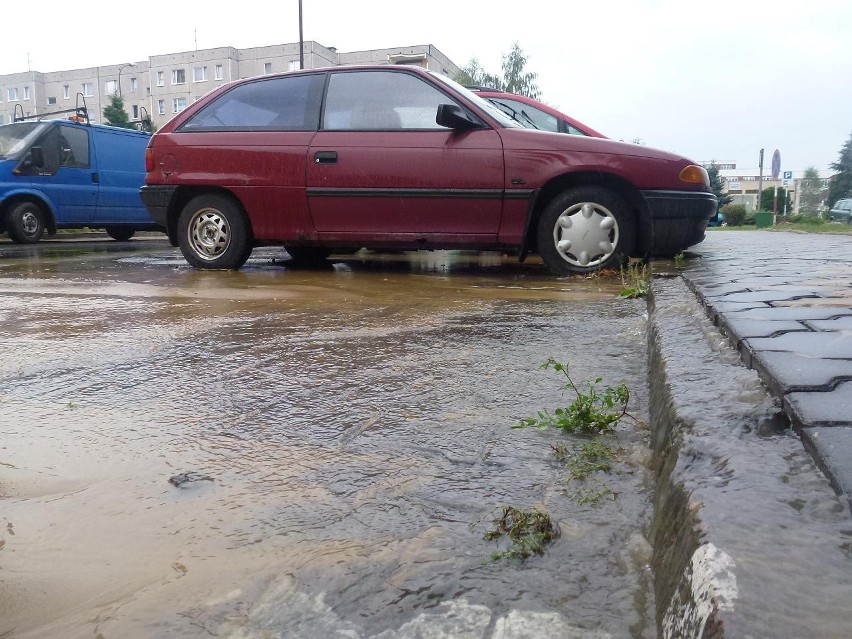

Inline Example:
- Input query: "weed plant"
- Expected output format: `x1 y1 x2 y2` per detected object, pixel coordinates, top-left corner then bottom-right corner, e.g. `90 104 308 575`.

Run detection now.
477 506 558 561
618 260 650 299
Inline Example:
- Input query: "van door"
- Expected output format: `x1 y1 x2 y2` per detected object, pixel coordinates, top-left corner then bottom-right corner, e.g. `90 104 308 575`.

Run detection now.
92 128 151 225
29 123 98 224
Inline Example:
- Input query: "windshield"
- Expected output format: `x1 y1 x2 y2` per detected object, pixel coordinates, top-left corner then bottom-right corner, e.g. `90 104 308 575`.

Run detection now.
427 71 521 129
0 122 45 159
484 98 541 130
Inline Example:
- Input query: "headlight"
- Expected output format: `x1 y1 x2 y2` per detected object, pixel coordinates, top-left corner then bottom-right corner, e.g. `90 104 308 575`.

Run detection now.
679 164 710 187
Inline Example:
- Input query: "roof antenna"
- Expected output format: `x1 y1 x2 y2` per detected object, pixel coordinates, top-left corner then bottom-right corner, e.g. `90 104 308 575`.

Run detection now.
194 29 198 51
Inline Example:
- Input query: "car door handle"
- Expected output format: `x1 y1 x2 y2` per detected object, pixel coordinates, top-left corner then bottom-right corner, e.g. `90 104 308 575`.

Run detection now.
314 151 338 164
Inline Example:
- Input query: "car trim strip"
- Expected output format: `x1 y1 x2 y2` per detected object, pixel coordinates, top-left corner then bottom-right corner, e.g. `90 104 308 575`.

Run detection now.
306 188 534 199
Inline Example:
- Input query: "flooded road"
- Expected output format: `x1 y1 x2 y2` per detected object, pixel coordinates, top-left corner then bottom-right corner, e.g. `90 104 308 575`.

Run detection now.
0 239 654 638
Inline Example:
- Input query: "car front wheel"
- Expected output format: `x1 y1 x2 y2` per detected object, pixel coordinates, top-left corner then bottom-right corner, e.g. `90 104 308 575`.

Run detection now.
536 186 636 275
7 201 46 244
177 194 253 269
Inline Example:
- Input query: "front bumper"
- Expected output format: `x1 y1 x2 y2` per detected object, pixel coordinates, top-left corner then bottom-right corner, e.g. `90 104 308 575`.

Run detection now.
139 185 178 228
640 190 717 256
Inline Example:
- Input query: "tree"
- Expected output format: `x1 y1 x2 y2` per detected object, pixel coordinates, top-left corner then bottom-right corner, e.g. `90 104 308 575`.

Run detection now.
454 57 502 89
799 166 825 215
454 43 540 98
500 43 540 99
707 162 733 208
103 94 133 129
759 186 792 212
827 130 852 206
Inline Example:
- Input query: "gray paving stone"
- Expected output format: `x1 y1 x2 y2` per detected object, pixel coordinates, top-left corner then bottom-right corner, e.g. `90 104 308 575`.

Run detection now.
706 291 819 304
723 307 848 321
719 317 808 345
784 381 852 429
744 331 852 358
750 351 852 395
806 317 852 331
801 426 852 513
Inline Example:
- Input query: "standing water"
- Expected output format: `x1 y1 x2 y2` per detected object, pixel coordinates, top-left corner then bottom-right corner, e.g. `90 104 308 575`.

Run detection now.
0 244 654 638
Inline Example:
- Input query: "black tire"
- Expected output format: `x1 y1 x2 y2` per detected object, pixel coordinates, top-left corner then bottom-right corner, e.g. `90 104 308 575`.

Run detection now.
177 194 253 269
105 226 136 242
536 186 636 275
284 246 333 266
7 201 46 244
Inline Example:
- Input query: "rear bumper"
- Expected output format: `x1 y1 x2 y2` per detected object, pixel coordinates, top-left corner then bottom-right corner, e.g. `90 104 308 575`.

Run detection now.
139 185 177 228
640 190 717 256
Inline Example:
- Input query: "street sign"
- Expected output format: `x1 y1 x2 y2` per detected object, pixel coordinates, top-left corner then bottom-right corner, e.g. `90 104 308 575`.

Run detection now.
771 149 781 180
782 179 790 187
783 170 792 180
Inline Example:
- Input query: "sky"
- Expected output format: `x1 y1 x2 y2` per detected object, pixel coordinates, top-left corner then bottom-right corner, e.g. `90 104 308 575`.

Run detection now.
5 0 850 174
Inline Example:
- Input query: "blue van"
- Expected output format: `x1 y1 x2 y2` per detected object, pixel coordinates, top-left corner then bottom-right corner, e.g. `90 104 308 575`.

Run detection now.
0 113 161 243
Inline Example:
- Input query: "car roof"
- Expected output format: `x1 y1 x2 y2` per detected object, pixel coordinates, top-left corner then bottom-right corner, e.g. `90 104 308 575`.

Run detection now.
470 88 606 139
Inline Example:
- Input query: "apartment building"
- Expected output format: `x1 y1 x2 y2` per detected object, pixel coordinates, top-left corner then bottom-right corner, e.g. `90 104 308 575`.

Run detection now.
0 41 460 129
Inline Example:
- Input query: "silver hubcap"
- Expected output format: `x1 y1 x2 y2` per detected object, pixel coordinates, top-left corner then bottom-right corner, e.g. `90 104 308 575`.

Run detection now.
552 201 619 268
188 208 230 261
21 211 40 236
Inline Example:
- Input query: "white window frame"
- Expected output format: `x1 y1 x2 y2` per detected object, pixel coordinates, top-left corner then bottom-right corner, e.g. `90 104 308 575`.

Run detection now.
23 86 30 100
157 99 166 115
156 71 165 87
82 83 94 97
63 85 70 100
288 60 300 71
132 105 139 118
130 77 138 93
264 62 273 75
172 97 187 113
104 80 117 96
193 66 208 82
215 64 223 80
7 88 19 101
171 69 186 85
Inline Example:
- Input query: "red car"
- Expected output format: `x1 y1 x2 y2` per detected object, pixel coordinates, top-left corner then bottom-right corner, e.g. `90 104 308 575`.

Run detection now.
469 86 607 138
140 65 715 274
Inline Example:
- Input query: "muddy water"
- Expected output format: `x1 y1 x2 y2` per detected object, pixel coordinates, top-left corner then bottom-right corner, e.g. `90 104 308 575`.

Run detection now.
0 242 654 638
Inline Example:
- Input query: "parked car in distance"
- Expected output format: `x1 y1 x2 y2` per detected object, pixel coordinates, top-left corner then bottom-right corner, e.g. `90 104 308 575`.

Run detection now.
828 198 852 223
140 65 716 275
468 86 607 138
0 115 160 243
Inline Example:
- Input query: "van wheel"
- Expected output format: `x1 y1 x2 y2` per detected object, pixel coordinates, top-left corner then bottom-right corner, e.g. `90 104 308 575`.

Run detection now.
536 186 636 275
178 194 253 269
105 226 136 241
7 201 46 244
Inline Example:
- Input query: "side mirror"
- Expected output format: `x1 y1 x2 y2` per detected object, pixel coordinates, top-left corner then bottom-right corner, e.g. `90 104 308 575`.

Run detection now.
436 104 481 130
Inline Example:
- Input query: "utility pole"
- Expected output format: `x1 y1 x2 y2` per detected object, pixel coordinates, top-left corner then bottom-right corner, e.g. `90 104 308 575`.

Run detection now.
299 0 305 69
757 148 765 212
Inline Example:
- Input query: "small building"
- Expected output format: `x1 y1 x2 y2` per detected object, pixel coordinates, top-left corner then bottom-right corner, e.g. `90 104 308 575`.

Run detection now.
0 42 460 130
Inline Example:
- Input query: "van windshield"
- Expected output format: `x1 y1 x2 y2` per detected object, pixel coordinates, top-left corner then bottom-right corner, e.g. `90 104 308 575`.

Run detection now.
0 122 46 160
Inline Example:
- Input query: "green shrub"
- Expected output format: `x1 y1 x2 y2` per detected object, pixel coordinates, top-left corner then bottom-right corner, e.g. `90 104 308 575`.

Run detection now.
721 204 747 226
787 214 825 225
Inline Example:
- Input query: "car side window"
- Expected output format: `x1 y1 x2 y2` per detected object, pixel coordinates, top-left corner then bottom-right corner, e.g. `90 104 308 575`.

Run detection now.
179 74 324 131
494 98 559 133
323 71 461 131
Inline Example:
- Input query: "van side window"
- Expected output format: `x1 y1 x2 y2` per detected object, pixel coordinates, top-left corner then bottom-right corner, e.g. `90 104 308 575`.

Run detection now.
179 74 324 131
60 127 90 167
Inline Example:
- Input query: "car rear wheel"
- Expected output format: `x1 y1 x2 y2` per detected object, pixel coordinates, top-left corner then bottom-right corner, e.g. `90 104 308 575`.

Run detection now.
7 201 46 244
536 186 636 275
177 194 253 269
105 226 136 242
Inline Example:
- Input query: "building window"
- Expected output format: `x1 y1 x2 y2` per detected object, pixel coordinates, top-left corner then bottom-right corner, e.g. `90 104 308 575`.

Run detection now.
172 97 187 113
7 88 18 101
132 105 139 118
105 80 117 95
63 85 70 99
215 64 223 80
288 60 300 71
193 66 208 82
130 78 137 93
82 83 94 97
48 97 57 105
264 62 273 74
172 69 186 85
157 71 164 86
157 99 165 115
23 86 30 100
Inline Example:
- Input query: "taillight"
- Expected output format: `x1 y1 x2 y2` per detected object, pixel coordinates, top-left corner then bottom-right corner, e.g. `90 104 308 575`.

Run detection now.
145 147 154 173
